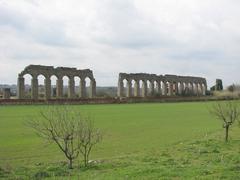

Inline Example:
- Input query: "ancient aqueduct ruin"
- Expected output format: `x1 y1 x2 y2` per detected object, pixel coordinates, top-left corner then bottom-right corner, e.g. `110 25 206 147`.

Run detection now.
15 65 207 100
118 73 207 97
17 65 96 99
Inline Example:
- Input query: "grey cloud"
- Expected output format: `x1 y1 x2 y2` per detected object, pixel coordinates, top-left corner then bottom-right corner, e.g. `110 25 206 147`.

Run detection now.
166 50 226 61
0 4 73 47
93 0 176 49
1 0 240 87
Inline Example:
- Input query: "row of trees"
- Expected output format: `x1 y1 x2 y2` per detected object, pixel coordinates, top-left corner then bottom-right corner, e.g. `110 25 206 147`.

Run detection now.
28 106 102 169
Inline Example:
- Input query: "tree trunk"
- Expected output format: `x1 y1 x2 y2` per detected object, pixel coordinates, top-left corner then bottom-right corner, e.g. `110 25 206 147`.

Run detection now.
225 125 229 142
84 153 87 167
69 158 73 169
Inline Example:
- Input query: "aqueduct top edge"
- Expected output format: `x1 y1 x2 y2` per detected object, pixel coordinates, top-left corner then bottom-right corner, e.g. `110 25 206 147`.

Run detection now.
19 65 94 80
119 72 207 84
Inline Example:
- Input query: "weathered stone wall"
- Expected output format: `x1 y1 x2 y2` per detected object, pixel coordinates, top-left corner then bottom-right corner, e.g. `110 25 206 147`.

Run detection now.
118 73 207 97
17 65 96 100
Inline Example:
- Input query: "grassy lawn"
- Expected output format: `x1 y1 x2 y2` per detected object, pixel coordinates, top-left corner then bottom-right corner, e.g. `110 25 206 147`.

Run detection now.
0 101 239 179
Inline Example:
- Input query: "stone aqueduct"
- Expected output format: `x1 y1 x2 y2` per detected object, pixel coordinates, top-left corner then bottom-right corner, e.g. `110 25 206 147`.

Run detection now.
17 65 96 99
16 65 207 100
117 73 207 97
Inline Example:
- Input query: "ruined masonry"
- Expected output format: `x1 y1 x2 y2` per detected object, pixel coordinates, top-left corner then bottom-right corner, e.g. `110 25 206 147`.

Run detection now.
17 65 96 100
118 73 207 97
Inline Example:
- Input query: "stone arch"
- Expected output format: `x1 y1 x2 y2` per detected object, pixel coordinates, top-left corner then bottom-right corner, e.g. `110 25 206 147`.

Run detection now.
62 76 69 98
50 75 58 98
37 74 46 99
79 76 86 98
146 80 151 96
166 81 173 96
172 81 178 95
22 74 32 99
85 77 91 98
126 79 133 97
185 82 191 95
74 76 81 98
133 79 140 97
137 79 143 97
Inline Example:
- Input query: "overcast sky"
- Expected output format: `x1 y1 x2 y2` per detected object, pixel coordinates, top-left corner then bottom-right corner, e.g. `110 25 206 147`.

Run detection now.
0 0 240 87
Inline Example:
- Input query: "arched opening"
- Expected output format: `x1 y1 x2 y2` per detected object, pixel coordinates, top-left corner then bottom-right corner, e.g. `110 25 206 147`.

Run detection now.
50 75 57 98
146 80 151 96
37 74 45 99
85 77 91 98
74 76 81 98
129 79 134 97
63 76 69 98
123 79 128 97
23 74 32 99
167 81 171 96
139 80 143 97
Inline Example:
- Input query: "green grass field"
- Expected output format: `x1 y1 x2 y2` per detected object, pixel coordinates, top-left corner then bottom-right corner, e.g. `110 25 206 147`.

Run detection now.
0 102 240 179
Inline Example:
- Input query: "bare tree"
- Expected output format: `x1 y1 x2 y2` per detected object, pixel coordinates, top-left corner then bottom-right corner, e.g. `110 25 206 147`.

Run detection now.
78 117 102 167
210 101 240 142
27 106 102 169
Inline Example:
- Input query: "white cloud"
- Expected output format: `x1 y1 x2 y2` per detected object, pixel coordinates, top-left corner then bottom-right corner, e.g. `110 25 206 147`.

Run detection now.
0 0 240 87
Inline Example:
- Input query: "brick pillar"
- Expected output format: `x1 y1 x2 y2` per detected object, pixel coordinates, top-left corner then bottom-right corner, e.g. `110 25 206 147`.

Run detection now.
134 80 140 97
31 75 38 100
80 79 86 98
149 81 154 96
190 83 194 95
90 79 96 98
156 81 161 95
169 82 173 96
117 79 124 97
202 84 206 95
44 76 51 99
141 81 147 97
162 81 167 95
175 82 179 95
17 76 25 99
56 77 63 98
68 76 75 98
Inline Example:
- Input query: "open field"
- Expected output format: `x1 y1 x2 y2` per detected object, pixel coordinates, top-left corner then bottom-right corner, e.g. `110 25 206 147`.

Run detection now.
0 102 240 179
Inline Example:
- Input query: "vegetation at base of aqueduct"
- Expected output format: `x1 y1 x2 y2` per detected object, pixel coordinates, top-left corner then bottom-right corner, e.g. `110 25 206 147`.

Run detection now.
1 102 240 179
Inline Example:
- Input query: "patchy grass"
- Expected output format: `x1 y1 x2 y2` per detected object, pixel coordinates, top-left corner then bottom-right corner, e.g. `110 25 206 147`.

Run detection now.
1 131 240 179
0 102 240 178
